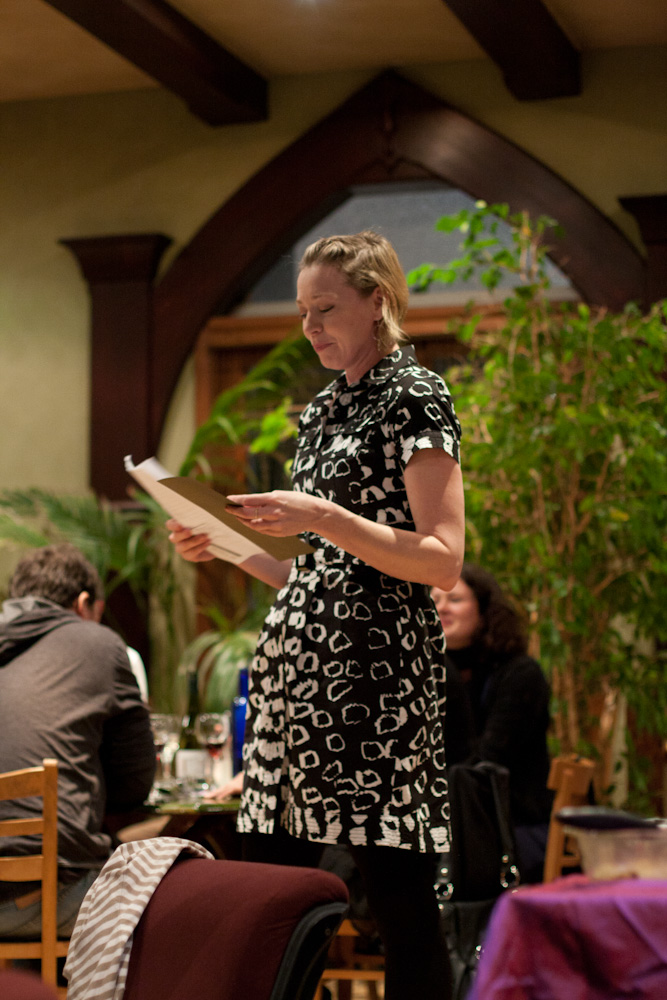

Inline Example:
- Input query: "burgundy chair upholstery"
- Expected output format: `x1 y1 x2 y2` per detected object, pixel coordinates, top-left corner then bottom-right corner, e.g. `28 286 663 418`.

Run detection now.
0 969 59 1000
122 858 348 1000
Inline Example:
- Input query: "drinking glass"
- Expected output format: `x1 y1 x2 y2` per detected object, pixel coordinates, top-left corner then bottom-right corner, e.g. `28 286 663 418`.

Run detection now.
149 713 181 786
195 712 231 787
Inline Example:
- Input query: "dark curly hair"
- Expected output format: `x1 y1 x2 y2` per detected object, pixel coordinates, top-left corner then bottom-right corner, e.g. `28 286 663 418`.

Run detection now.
9 543 103 609
459 563 528 660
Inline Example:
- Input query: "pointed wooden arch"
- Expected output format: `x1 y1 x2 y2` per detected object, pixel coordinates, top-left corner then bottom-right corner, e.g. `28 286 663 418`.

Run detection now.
151 70 643 453
69 69 645 499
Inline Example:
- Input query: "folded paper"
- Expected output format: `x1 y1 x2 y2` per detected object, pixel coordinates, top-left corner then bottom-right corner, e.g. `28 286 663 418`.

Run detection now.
125 455 313 564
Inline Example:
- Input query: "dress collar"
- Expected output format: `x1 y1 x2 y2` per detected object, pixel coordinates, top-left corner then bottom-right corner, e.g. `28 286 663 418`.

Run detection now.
329 345 417 396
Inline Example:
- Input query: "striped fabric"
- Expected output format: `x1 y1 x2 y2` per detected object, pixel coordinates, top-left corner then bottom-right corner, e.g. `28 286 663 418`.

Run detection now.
64 838 213 1000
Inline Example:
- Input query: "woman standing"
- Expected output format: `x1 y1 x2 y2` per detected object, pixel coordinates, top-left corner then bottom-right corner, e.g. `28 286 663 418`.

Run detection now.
432 564 553 883
169 231 464 999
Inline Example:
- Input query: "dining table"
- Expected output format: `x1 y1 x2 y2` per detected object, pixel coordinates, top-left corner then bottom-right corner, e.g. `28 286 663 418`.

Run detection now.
468 874 667 1000
153 796 241 853
106 795 243 860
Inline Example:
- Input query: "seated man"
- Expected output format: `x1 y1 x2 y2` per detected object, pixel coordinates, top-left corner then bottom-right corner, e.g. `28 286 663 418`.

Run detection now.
0 543 155 937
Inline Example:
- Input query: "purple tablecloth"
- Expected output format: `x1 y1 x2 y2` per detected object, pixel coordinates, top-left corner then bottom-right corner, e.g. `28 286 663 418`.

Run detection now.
468 875 667 1000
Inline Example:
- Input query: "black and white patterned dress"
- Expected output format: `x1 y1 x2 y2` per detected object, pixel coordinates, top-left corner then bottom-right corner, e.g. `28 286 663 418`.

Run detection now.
237 346 462 853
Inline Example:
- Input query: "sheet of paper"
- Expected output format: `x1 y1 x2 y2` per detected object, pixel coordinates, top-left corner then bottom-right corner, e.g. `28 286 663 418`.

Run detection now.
125 456 312 564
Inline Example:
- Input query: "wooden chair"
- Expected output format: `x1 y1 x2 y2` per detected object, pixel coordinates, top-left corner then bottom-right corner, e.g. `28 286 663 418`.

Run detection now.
543 753 596 882
315 919 384 1000
0 760 69 994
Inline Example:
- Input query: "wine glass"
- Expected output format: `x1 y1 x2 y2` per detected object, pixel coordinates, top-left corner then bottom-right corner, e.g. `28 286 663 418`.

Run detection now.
149 713 181 787
195 712 231 787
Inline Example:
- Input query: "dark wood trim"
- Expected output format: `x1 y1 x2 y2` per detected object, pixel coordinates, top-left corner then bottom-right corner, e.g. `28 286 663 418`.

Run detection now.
151 70 643 453
61 233 172 500
195 303 510 423
61 233 171 284
620 195 667 307
199 305 507 352
442 0 580 100
44 0 267 125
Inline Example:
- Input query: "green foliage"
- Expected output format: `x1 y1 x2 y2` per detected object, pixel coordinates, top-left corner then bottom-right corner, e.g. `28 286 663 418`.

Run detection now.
177 599 270 714
411 202 667 801
180 332 314 484
171 333 320 706
0 489 149 598
408 201 563 294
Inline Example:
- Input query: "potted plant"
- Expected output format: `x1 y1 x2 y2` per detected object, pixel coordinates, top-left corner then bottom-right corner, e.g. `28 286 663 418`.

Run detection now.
409 202 667 811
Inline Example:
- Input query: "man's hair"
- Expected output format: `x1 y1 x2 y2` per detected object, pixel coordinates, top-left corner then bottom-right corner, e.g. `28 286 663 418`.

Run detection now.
9 543 104 608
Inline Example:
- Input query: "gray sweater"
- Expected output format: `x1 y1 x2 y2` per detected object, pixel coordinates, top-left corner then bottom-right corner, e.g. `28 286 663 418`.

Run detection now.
0 597 155 883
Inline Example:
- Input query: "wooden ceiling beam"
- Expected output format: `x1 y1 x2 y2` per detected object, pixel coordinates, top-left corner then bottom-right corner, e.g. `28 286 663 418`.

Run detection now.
442 0 580 100
43 0 267 125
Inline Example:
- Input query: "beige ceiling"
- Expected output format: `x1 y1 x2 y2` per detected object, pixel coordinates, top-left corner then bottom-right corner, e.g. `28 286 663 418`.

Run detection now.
2 0 667 104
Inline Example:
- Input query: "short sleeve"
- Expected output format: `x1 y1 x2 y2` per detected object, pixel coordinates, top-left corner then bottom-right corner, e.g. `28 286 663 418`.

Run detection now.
393 372 462 471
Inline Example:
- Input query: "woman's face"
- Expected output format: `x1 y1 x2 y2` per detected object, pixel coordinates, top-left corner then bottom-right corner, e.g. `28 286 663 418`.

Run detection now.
296 264 385 382
431 578 482 649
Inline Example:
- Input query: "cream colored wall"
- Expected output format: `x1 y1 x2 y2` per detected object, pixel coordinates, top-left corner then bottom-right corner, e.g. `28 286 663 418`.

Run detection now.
0 69 371 496
0 48 665 500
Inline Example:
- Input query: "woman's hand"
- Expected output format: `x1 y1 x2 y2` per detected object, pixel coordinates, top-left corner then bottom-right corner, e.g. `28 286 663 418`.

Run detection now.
227 490 331 537
166 518 215 562
167 518 292 587
203 770 244 801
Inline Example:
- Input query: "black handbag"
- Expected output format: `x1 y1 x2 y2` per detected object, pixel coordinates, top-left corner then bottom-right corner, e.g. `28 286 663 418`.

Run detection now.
437 761 521 1000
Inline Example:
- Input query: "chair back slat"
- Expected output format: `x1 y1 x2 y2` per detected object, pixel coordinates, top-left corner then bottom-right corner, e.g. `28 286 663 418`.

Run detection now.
0 854 45 881
0 818 45 837
0 767 48 800
0 854 44 882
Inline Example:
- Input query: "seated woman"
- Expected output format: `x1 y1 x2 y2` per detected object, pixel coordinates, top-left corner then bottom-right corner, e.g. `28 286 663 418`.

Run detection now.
432 564 553 883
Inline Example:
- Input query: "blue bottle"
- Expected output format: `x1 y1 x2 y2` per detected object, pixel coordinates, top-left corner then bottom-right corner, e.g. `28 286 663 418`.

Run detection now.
231 667 249 776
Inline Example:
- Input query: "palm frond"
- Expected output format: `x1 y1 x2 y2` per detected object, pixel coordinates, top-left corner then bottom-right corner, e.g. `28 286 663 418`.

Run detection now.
0 490 42 517
0 514 50 548
180 333 312 475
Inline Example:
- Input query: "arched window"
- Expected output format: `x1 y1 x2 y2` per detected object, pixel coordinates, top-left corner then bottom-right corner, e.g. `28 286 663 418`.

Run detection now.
246 182 574 309
195 181 577 427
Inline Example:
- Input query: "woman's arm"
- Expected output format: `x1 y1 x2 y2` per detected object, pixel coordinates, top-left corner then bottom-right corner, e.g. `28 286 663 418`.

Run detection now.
166 519 292 589
227 448 465 591
239 552 292 588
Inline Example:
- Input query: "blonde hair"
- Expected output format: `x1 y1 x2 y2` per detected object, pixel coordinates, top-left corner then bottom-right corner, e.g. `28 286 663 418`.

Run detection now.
299 231 409 350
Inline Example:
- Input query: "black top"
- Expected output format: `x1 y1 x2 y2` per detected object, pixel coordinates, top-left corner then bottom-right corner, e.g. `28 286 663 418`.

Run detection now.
446 644 553 826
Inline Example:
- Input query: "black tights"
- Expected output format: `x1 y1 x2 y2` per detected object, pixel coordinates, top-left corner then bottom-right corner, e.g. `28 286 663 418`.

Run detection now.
242 830 452 1000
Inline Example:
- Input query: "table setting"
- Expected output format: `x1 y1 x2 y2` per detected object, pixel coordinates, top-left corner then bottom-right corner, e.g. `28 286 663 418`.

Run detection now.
147 710 238 814
468 806 667 1000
